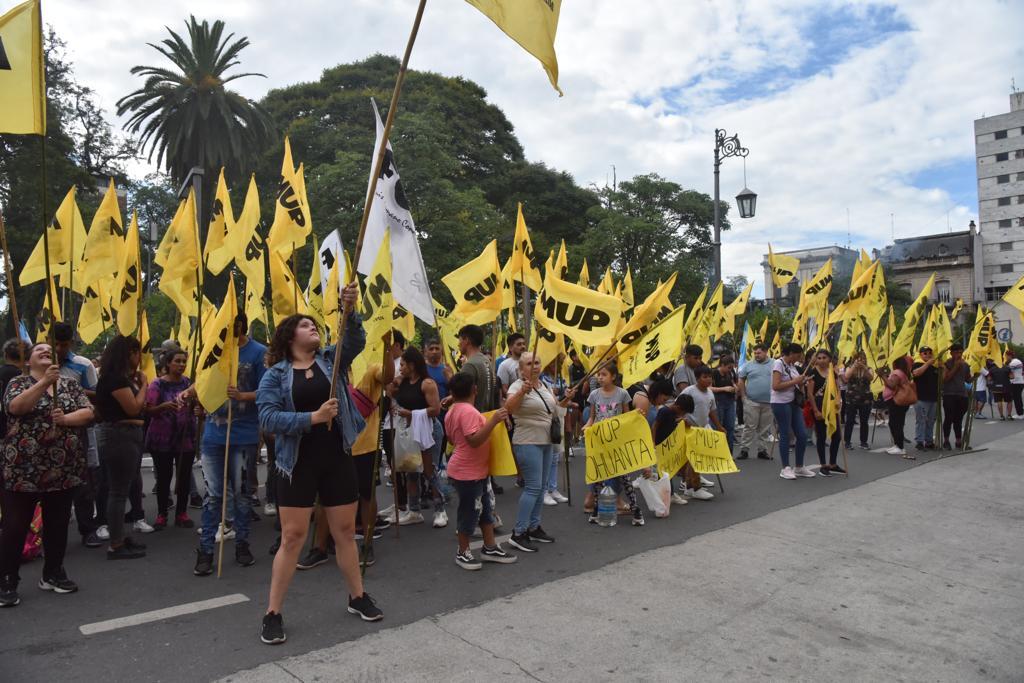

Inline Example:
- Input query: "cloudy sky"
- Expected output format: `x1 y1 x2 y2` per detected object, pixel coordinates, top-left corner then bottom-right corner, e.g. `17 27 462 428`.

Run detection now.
41 0 1024 295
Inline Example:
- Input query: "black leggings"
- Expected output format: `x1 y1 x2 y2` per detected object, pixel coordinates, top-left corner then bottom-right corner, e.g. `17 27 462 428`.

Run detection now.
152 448 194 517
0 487 77 584
942 395 968 443
843 402 871 446
98 424 144 545
814 419 841 466
887 401 909 448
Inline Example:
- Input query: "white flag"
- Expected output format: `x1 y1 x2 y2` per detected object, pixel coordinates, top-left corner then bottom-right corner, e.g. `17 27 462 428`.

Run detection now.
356 99 435 325
318 230 347 298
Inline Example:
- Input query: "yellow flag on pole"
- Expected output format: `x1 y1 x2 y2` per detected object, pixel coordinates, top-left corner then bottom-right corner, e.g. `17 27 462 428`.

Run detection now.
508 203 542 292
618 305 686 386
464 0 563 96
34 273 61 342
617 273 677 348
889 273 935 364
534 269 625 347
19 186 85 286
113 212 142 336
827 261 880 325
161 188 201 285
204 168 235 275
822 364 839 437
304 234 325 330
767 244 799 288
799 258 833 312
195 275 239 413
322 255 340 338
577 259 590 288
267 137 311 257
269 249 307 325
77 281 112 344
622 268 634 309
139 310 157 381
681 284 708 340
1002 273 1024 314
80 179 126 288
232 175 265 296
442 240 503 325
361 230 395 344
0 0 45 135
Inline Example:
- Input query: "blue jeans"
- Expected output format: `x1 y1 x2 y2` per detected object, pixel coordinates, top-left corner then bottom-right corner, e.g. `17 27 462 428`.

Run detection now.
717 399 737 454
199 444 253 552
410 419 446 513
914 400 936 445
513 444 552 534
771 402 807 468
546 446 561 492
449 477 494 535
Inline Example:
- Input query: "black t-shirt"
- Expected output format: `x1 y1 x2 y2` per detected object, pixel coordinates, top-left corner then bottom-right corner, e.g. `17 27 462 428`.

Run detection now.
989 366 1011 392
0 363 22 434
712 368 736 403
912 362 939 401
293 364 342 455
809 368 828 409
96 373 139 422
653 406 678 446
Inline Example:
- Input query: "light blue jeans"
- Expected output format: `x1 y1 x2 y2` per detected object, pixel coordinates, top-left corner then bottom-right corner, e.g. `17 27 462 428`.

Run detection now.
914 400 936 445
546 446 561 492
199 444 253 553
512 443 553 534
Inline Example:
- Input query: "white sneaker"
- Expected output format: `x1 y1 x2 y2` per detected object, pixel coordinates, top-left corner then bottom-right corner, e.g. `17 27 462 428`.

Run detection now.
793 466 816 478
891 447 907 456
95 524 110 540
432 510 448 528
687 488 715 500
699 476 714 488
550 490 569 503
216 525 236 542
885 445 902 455
398 510 424 526
378 504 395 517
263 503 277 517
779 466 797 480
543 492 558 506
133 519 155 534
670 493 689 505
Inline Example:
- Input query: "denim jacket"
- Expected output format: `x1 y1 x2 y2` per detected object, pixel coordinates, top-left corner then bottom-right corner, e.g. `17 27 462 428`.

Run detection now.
257 312 367 480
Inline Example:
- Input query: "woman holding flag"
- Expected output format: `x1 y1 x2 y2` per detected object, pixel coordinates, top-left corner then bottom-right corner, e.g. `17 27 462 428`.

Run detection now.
807 350 844 476
256 283 382 645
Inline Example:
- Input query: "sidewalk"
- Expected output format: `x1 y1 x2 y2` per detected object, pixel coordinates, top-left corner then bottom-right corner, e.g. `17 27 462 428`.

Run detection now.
223 433 1024 682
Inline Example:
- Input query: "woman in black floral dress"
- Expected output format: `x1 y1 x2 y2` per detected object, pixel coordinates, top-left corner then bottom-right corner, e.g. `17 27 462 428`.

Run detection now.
0 343 95 607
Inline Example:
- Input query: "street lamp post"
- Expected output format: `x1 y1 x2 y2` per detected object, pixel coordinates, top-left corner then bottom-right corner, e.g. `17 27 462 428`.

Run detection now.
712 128 756 286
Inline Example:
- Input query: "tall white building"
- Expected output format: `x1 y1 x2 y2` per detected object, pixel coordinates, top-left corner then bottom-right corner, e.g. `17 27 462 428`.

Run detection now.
975 91 1024 332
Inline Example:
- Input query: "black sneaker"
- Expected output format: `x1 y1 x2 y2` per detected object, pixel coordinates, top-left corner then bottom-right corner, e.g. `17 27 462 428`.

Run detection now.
631 512 645 526
359 545 376 568
0 584 19 607
374 515 391 531
107 544 146 560
260 611 286 644
831 465 847 474
236 541 255 567
737 450 749 460
860 443 870 449
508 532 537 553
942 441 952 450
355 528 383 541
817 466 833 477
82 532 103 548
528 526 555 543
193 549 214 576
915 442 924 451
480 545 517 564
38 569 78 594
757 451 771 460
347 592 383 622
297 547 329 570
455 549 482 570
123 537 147 551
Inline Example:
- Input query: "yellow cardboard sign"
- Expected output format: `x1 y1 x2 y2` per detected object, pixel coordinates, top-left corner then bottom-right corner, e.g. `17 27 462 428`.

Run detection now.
655 420 689 477
584 410 657 484
686 427 739 474
484 411 517 476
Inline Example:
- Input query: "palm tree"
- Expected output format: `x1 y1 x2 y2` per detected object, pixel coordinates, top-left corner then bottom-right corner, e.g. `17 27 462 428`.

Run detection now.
117 16 276 195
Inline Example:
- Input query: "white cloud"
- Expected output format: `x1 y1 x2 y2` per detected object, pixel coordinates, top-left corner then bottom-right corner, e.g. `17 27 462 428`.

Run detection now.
41 0 1024 297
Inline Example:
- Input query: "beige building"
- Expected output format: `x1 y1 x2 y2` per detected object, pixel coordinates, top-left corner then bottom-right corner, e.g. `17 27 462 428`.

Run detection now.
874 227 981 317
761 245 858 306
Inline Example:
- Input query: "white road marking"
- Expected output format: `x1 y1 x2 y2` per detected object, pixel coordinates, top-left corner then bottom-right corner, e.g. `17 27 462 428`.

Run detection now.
985 421 998 425
470 533 512 551
79 593 249 636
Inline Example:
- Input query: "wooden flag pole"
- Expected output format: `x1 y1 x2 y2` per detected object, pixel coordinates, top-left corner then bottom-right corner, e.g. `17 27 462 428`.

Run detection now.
0 209 24 351
328 0 428 407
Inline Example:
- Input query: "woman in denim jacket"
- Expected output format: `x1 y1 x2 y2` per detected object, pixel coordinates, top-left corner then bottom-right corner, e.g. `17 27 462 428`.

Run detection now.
255 285 381 645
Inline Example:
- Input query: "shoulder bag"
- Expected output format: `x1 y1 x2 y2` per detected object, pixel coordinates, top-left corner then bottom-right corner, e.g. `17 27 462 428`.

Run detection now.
533 387 562 445
893 374 918 407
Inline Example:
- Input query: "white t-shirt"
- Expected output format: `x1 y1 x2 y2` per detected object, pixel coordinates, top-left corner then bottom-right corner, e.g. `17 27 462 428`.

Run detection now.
1009 358 1023 384
977 367 988 392
770 359 800 404
682 385 716 427
497 356 521 389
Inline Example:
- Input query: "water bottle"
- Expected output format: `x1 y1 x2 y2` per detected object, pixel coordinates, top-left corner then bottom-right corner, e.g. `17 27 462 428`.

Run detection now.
596 485 617 527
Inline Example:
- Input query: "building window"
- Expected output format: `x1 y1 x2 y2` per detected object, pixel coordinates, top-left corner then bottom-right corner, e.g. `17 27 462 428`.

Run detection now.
897 282 912 296
1001 264 1015 274
1019 195 1024 204
986 286 1010 301
1019 218 1024 227
999 197 1012 206
998 174 1010 183
1018 172 1024 181
934 280 952 303
999 219 1012 227
1000 241 1014 251
995 130 1008 139
1017 149 1024 159
996 152 1009 162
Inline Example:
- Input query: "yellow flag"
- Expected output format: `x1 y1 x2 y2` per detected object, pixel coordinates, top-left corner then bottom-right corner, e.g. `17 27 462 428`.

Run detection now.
966 312 994 374
508 203 542 292
860 262 888 331
322 255 341 338
269 249 307 325
598 267 614 295
533 323 564 369
34 273 61 342
204 168 235 275
1002 273 1024 314
160 270 199 321
534 269 625 347
161 188 201 285
554 240 568 280
80 179 126 288
827 261 880 325
757 317 769 346
392 305 416 341
232 175 266 296
267 138 311 257
584 410 657 483
768 329 781 357
932 303 953 362
889 273 935 364
822 363 839 436
950 298 964 321
852 248 873 283
195 275 239 413
113 212 142 336
77 281 112 344
442 240 503 325
622 268 634 309
767 244 799 288
617 273 676 348
681 284 708 340
361 230 395 344
577 259 590 288
0 0 44 135
19 186 86 287
618 305 686 386
139 310 156 381
244 278 266 331
303 235 326 331
485 410 518 475
155 199 184 269
800 258 833 312
465 0 562 96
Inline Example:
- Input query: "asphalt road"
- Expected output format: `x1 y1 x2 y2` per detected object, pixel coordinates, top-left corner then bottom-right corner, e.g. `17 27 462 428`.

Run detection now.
1 411 1018 682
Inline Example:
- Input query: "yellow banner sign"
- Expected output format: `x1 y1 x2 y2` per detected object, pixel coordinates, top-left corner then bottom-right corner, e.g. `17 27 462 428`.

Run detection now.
655 420 688 477
584 410 657 484
484 411 517 476
686 426 739 474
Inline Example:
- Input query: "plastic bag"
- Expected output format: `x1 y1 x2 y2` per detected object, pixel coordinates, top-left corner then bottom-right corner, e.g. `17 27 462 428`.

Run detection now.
634 473 671 518
394 422 423 473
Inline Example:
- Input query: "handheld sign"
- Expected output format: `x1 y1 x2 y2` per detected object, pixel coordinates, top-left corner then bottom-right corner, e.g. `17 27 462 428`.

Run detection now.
655 420 689 477
686 426 739 474
584 410 657 484
484 411 517 476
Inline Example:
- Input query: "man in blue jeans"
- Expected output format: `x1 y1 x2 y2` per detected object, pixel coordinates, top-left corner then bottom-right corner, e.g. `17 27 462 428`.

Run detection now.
194 314 267 576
